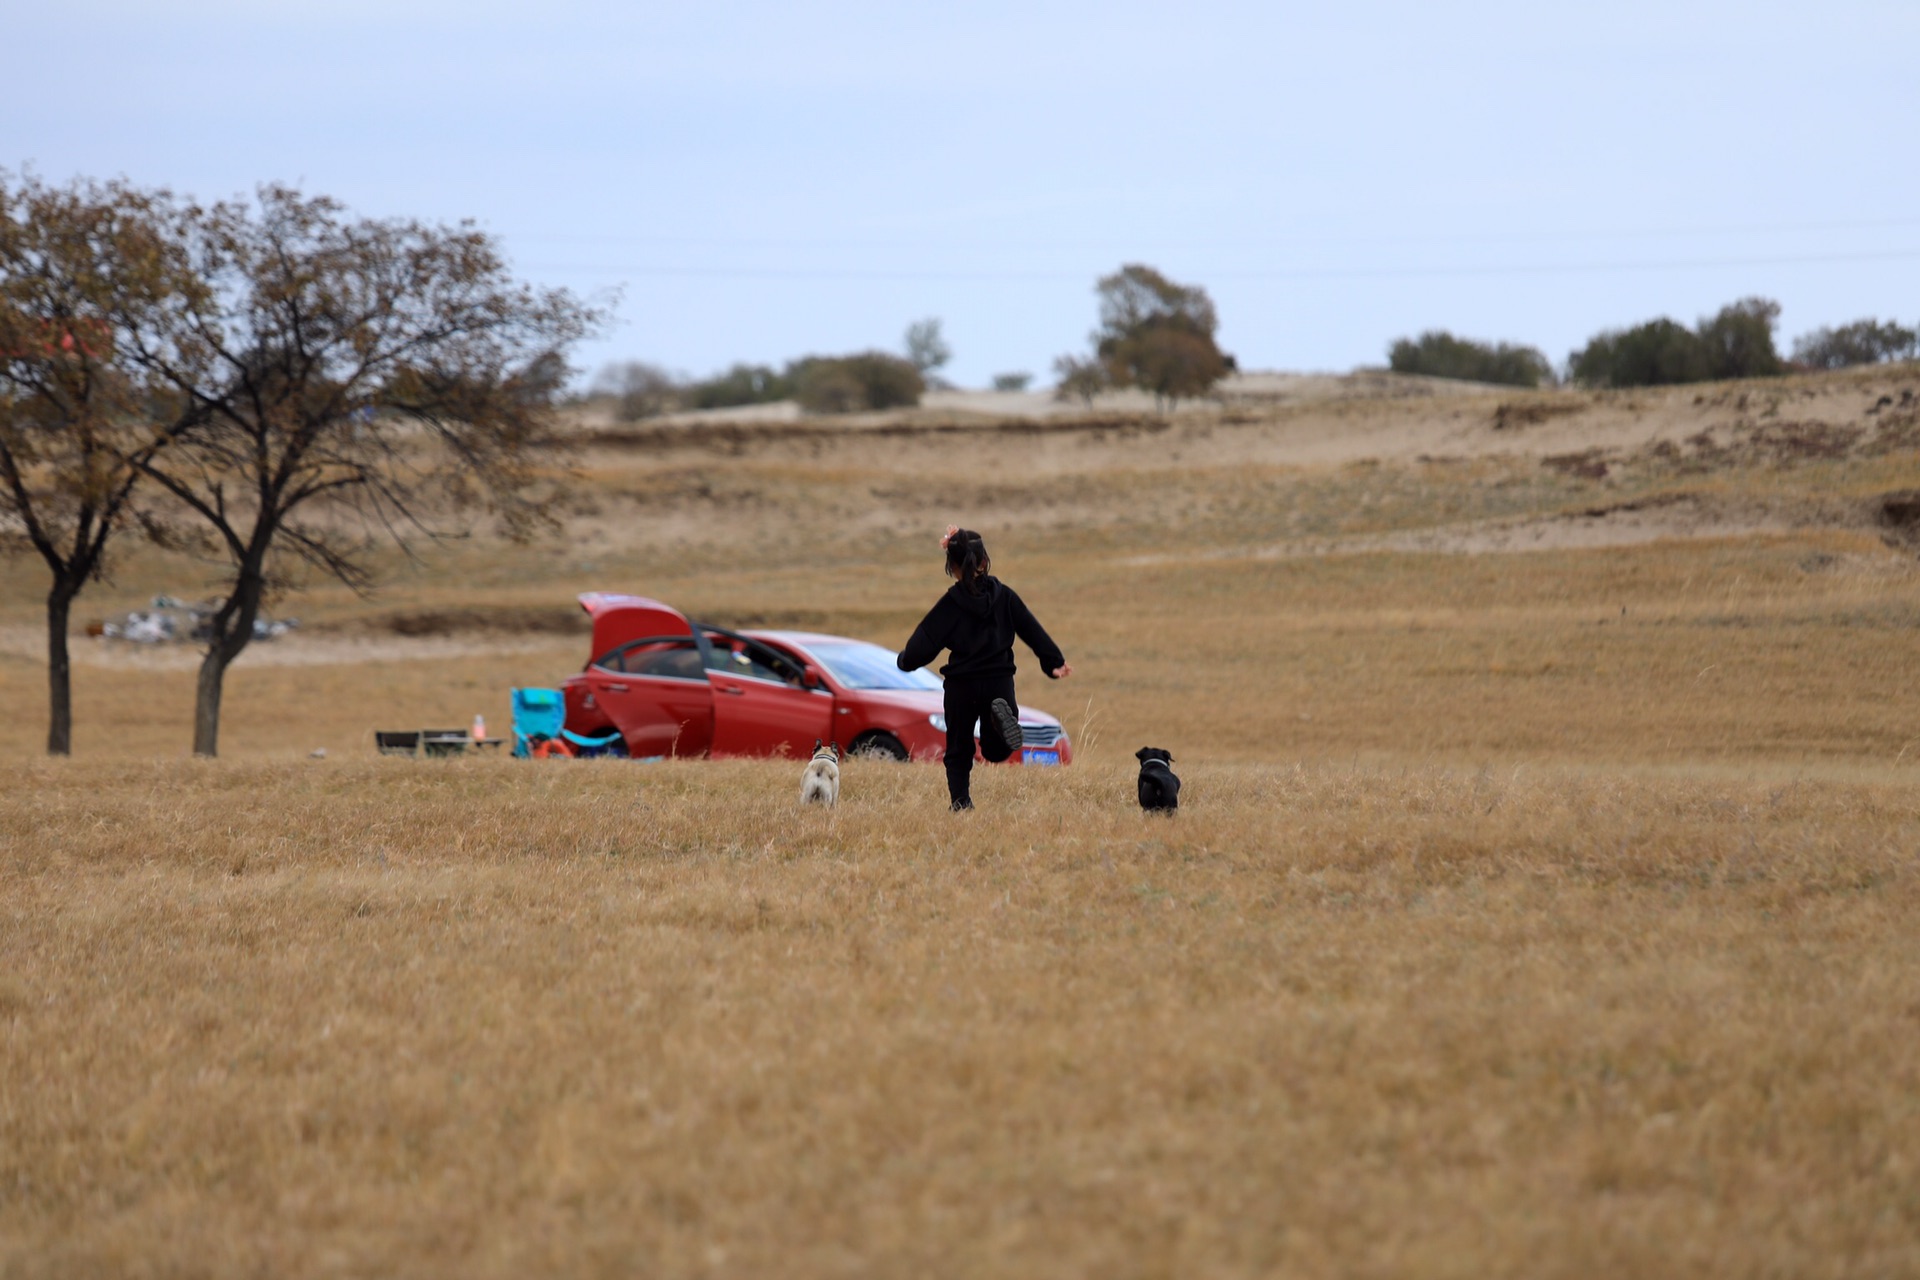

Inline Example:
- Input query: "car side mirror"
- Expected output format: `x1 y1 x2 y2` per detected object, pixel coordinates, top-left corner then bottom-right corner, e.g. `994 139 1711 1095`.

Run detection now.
803 664 825 690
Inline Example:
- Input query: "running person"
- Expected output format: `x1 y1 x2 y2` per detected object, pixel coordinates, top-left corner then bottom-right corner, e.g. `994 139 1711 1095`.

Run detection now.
897 526 1073 810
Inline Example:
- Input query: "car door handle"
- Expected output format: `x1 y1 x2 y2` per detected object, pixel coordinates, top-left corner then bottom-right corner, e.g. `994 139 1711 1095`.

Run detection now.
717 685 745 696
606 682 629 693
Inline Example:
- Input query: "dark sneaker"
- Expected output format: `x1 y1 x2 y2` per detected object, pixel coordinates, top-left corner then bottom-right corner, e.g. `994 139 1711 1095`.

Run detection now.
950 797 974 812
988 698 1023 755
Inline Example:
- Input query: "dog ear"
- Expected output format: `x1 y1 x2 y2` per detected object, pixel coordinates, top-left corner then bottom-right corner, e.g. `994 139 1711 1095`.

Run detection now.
1136 746 1152 762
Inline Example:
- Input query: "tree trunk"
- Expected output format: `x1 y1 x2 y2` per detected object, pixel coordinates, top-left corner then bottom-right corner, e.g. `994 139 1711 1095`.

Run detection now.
191 645 227 758
191 572 264 758
45 584 76 756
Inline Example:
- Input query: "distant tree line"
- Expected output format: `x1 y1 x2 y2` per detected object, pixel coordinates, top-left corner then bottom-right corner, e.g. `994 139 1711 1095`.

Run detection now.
1391 301 1917 391
600 273 1914 418
598 264 1245 419
1390 332 1554 388
593 351 928 420
1569 297 1788 387
593 317 951 420
1791 319 1917 370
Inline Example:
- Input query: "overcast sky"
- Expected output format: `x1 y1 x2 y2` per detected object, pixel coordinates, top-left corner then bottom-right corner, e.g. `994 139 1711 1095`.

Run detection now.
8 1 1917 387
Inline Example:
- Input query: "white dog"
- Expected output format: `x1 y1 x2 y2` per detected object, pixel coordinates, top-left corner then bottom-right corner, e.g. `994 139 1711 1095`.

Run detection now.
799 740 840 807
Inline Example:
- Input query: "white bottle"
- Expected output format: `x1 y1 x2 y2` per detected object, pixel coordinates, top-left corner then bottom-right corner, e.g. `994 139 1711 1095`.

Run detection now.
472 713 487 742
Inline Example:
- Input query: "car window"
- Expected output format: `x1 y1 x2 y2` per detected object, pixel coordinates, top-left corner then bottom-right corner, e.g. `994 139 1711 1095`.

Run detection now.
600 638 705 680
703 633 803 686
804 639 943 690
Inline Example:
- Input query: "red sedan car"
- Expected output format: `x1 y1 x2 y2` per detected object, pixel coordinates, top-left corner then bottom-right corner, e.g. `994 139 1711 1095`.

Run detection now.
561 593 1072 765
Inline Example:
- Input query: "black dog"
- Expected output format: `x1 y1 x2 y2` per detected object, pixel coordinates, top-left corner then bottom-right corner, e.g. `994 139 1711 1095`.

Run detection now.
1135 746 1181 813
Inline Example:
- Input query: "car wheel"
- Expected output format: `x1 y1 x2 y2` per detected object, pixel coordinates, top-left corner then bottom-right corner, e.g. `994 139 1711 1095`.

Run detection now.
848 731 910 762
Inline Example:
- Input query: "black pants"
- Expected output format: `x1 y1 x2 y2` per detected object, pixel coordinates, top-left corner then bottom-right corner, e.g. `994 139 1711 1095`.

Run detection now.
943 672 1018 804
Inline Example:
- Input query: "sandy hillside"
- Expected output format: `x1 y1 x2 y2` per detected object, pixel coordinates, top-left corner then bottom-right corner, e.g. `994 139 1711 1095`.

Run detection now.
567 365 1920 556
578 365 1920 470
6 363 1918 681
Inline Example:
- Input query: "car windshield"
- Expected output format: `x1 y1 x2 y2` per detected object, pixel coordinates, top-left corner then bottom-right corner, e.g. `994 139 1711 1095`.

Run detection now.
802 640 943 691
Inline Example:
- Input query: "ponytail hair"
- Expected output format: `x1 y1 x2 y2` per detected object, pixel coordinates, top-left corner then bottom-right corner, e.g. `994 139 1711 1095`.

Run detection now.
941 525 990 594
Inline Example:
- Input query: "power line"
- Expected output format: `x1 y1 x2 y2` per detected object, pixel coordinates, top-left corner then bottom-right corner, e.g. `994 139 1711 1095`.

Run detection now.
501 214 1920 252
520 246 1920 283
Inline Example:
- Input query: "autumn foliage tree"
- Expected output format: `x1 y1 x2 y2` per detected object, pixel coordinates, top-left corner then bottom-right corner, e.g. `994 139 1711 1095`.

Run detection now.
1066 264 1232 410
118 186 596 756
0 174 209 754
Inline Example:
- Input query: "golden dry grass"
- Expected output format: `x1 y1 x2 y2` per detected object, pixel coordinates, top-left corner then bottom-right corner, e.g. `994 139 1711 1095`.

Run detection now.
6 758 1920 1277
9 527 1919 770
5 371 1920 1275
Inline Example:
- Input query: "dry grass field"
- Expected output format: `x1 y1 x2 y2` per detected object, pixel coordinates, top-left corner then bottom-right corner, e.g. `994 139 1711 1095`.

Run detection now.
5 369 1920 1276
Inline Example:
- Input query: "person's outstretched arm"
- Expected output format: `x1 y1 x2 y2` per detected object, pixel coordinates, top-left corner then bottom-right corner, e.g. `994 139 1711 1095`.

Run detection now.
1009 591 1069 678
897 598 955 671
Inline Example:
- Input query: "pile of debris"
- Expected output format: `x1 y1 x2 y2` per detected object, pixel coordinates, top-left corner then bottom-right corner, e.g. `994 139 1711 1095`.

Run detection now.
90 595 298 644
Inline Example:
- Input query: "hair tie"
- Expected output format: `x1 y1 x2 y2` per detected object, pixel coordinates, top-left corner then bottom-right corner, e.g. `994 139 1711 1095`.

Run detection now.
940 524 960 550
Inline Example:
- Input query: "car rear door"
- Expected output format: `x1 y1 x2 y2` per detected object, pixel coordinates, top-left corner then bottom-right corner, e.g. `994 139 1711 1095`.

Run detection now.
582 636 715 757
702 632 833 758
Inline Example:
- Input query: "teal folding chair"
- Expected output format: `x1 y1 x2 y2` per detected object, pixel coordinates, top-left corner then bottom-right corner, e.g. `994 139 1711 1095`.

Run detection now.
510 687 626 759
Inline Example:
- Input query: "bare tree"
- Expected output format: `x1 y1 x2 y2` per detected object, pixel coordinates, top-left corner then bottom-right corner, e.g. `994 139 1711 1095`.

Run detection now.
120 186 598 756
0 173 207 754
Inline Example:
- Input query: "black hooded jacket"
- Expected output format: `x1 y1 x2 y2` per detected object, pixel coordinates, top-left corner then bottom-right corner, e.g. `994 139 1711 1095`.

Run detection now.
897 575 1065 681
